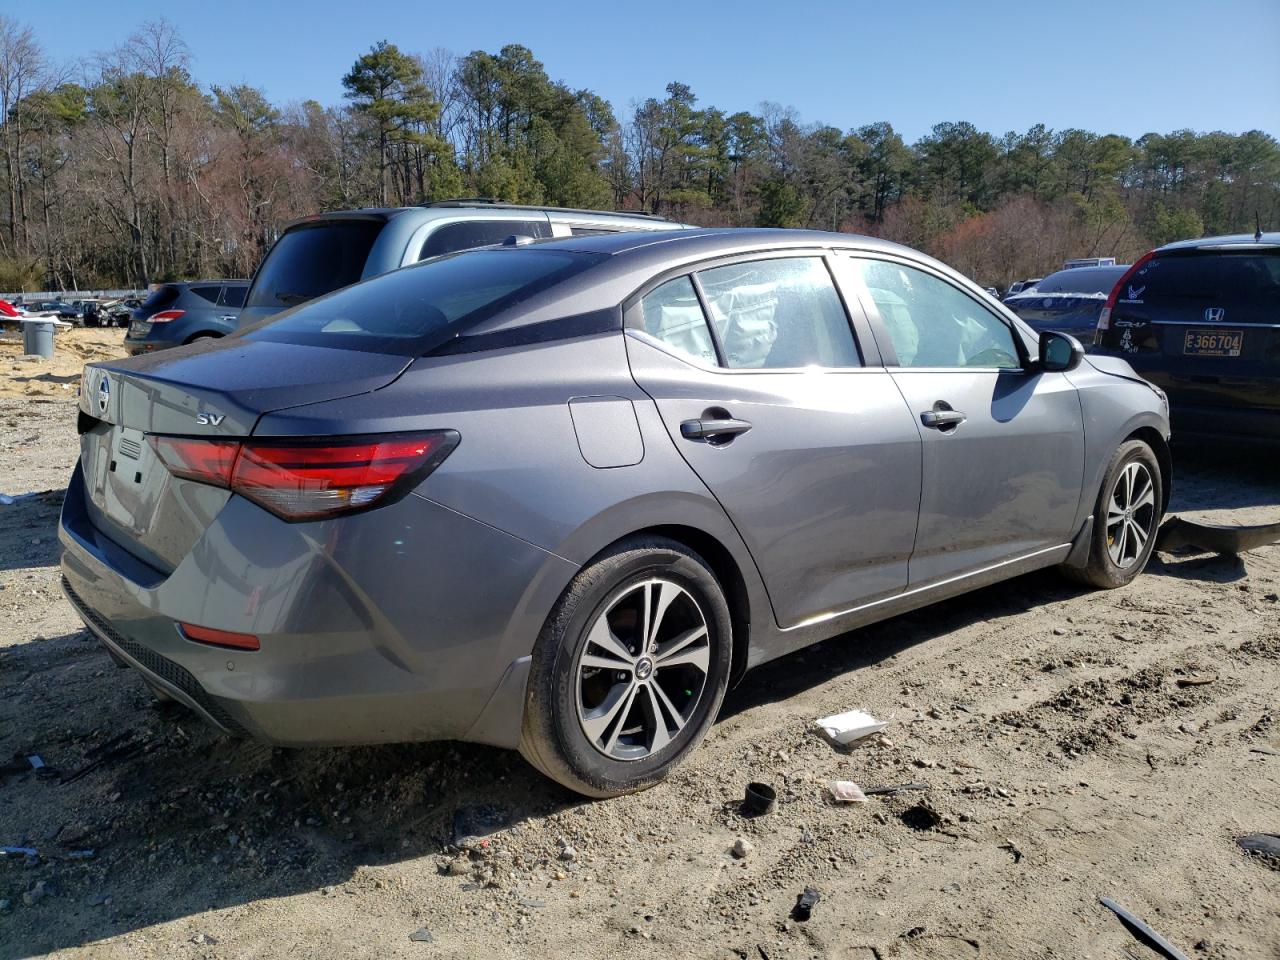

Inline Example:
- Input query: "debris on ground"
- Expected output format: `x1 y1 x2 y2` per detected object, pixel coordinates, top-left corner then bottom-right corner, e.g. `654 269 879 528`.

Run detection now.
1237 833 1280 868
828 780 868 803
742 781 777 817
731 837 755 859
1156 515 1280 555
863 782 930 796
1175 674 1217 687
408 926 435 943
815 708 888 746
791 887 821 921
1099 896 1190 960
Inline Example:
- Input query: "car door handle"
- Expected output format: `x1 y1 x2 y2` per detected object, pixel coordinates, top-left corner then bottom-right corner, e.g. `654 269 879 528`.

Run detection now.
217 315 237 322
920 407 967 430
680 417 752 441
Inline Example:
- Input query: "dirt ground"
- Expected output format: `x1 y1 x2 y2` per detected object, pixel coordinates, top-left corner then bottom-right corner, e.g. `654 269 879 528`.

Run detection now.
0 326 128 402
0 346 1277 960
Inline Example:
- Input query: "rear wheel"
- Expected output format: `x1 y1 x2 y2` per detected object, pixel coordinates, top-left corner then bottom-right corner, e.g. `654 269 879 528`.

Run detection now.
1063 439 1163 589
520 536 732 798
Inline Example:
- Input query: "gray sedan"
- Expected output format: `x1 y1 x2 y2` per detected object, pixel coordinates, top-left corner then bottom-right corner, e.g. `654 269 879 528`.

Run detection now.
61 229 1171 798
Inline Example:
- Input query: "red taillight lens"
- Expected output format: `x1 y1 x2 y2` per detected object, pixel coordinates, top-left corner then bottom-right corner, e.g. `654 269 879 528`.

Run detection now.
150 436 240 486
179 622 260 651
149 309 186 323
149 431 459 521
1096 250 1156 341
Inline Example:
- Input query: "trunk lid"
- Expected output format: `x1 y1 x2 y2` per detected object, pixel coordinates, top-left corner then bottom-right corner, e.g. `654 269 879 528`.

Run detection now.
77 337 412 572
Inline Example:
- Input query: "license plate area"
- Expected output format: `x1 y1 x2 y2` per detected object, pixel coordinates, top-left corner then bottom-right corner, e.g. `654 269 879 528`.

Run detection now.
1183 328 1243 357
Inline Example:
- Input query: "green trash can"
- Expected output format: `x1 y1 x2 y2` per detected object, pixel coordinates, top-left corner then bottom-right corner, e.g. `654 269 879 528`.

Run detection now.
22 318 55 358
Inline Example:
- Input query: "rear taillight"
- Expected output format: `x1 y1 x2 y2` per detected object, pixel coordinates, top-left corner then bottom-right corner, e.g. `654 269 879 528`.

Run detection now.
1096 251 1155 342
149 309 185 323
149 431 459 521
151 436 240 486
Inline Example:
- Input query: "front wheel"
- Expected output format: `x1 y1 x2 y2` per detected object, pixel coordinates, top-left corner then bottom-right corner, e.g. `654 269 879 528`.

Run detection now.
1063 439 1163 589
519 536 733 798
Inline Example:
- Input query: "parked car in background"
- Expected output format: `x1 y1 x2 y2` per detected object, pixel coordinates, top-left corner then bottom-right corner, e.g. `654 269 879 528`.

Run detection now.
1004 264 1129 344
1063 257 1116 270
106 298 142 327
1093 232 1280 442
123 280 249 355
64 228 1170 798
1002 278 1043 300
237 199 682 328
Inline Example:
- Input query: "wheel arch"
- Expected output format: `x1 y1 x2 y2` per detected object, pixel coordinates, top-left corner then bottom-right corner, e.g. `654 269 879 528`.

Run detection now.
1125 425 1172 512
183 331 223 344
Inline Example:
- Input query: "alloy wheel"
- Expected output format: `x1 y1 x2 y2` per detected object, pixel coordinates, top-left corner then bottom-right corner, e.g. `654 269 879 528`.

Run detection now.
575 578 711 761
1106 461 1157 568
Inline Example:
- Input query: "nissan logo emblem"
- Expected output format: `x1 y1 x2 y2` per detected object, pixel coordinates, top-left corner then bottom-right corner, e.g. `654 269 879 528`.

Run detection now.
97 376 110 415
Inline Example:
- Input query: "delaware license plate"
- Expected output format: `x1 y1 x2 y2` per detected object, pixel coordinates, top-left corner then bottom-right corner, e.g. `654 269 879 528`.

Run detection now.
1183 329 1243 357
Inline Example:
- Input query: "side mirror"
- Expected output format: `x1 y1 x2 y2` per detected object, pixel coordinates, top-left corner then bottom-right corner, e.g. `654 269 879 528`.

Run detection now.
1038 330 1084 372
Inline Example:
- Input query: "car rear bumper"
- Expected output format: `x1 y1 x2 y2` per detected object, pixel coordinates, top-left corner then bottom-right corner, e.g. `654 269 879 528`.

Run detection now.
58 462 574 748
1167 401 1280 443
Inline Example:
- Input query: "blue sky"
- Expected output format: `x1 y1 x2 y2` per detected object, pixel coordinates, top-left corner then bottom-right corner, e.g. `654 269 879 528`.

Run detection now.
15 0 1280 141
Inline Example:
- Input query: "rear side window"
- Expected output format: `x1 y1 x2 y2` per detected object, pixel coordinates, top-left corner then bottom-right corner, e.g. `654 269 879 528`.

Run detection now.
241 249 604 356
219 285 247 308
1036 267 1128 296
697 257 860 369
1137 253 1280 305
419 220 551 260
639 276 717 365
189 285 222 303
140 285 180 311
246 220 384 309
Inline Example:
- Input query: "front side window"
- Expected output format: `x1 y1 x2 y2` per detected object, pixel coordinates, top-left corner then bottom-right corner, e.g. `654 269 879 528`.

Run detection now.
696 257 860 369
419 220 551 260
852 258 1020 369
638 276 718 365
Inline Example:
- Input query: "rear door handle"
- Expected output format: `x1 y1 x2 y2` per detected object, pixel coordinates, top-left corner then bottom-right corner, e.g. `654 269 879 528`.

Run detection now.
680 417 752 441
920 407 967 430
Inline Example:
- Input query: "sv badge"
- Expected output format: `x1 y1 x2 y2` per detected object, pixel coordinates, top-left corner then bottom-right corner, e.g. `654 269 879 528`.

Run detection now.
196 412 226 426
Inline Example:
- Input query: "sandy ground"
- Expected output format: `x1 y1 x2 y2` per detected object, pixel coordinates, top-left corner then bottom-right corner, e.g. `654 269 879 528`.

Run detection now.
0 326 128 402
0 369 1277 959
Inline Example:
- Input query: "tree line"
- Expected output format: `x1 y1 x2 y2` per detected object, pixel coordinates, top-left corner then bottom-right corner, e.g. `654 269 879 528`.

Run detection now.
1 15 1277 292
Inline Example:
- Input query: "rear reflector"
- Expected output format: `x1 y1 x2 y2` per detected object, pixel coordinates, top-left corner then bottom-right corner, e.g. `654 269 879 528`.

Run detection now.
149 431 459 521
179 622 260 651
149 310 186 323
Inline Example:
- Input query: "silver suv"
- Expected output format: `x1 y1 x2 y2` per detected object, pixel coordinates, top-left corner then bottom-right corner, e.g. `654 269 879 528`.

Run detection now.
238 199 681 328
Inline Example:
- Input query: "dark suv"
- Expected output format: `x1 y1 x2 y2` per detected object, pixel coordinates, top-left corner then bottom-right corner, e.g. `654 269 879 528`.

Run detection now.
237 200 681 328
124 280 249 355
1093 232 1280 442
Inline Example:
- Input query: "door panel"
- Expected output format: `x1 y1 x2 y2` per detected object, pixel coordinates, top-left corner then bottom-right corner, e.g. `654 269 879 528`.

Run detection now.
626 335 922 628
889 365 1084 585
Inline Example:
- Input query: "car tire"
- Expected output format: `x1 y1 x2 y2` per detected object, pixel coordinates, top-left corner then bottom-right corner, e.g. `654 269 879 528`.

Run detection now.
519 536 733 798
1062 439 1163 589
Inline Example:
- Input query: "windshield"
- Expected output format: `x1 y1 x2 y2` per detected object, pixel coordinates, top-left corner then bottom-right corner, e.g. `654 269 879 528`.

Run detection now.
246 219 385 309
239 249 605 355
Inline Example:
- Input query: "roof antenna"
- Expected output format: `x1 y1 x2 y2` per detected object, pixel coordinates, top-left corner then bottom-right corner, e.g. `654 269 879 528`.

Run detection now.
1257 211 1264 242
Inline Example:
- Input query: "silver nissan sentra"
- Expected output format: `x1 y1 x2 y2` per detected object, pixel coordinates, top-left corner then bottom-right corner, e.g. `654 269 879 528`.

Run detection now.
61 229 1171 797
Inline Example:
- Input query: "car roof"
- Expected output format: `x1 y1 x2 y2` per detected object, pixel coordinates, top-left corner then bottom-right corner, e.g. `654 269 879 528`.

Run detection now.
1157 231 1280 253
533 226 921 261
282 201 674 233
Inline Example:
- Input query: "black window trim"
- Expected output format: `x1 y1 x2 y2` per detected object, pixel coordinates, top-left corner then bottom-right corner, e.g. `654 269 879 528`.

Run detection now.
840 250 1035 372
623 247 883 373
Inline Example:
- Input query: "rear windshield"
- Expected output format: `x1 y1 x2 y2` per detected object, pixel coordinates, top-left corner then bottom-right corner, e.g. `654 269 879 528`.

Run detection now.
1035 266 1128 296
239 249 604 355
140 285 180 311
245 220 385 309
1139 253 1280 304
